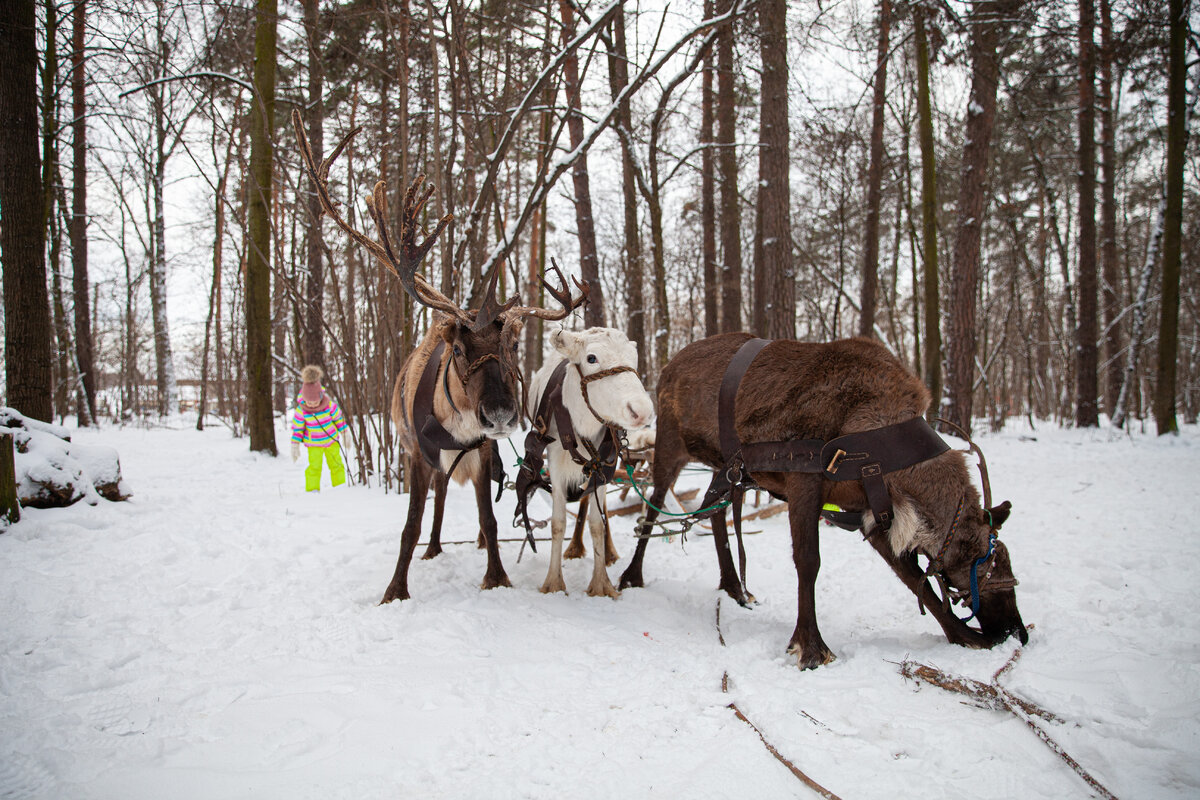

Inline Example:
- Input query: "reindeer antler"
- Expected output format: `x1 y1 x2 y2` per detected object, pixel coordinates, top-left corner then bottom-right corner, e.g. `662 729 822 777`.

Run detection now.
291 109 460 320
509 258 591 321
469 266 520 331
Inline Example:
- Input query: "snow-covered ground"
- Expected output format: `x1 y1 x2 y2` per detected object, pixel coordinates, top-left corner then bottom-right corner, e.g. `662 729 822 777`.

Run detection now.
2 416 1197 799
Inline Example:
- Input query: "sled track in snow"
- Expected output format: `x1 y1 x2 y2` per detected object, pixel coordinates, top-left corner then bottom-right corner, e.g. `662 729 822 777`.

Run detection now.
715 599 844 800
715 601 1120 800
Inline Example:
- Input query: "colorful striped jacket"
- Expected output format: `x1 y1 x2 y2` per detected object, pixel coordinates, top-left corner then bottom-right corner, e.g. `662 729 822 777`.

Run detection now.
290 395 347 448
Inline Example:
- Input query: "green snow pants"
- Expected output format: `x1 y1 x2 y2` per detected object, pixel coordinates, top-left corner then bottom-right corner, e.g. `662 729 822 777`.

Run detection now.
305 442 346 492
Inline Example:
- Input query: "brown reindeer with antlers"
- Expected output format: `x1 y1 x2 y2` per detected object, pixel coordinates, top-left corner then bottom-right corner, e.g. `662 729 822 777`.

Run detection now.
293 110 587 603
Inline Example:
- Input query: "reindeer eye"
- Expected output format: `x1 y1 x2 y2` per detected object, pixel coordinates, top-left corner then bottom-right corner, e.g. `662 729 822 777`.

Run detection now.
587 354 598 364
453 345 463 357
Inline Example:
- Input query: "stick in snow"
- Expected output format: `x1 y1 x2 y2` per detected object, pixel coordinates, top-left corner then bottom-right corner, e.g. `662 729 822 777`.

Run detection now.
899 656 1118 800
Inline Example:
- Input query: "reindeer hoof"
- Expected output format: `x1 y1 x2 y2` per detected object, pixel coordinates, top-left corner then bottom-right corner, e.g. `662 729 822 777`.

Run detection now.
586 579 621 599
618 567 644 590
481 573 512 590
421 544 443 560
604 550 620 567
540 578 567 595
787 642 836 670
563 541 586 560
380 585 410 604
721 582 751 607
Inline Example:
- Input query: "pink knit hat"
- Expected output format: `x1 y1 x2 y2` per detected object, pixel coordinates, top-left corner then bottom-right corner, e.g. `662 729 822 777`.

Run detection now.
300 365 324 405
301 381 323 405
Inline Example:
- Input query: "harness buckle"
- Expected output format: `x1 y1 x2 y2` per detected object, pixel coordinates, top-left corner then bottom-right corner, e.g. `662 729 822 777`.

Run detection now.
826 448 847 474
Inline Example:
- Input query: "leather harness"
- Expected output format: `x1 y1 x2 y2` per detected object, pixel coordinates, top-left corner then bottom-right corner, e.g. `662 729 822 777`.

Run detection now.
513 359 627 548
699 338 951 535
407 340 507 492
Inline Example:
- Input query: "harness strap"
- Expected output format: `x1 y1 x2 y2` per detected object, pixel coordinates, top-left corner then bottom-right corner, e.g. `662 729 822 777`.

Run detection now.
513 359 621 548
720 338 771 461
512 360 569 551
578 364 638 426
413 340 486 481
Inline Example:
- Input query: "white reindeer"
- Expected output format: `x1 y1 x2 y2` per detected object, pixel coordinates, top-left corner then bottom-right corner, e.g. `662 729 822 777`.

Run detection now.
526 327 654 598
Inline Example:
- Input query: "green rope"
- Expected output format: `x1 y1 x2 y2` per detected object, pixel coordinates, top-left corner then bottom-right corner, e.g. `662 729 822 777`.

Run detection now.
622 464 730 518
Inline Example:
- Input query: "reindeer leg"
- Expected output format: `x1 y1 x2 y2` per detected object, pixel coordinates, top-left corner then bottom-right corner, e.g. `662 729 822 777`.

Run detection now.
381 459 432 603
422 471 449 560
564 493 589 559
475 444 512 591
785 474 835 669
864 535 991 649
709 512 750 606
541 483 568 594
620 416 687 590
585 490 619 598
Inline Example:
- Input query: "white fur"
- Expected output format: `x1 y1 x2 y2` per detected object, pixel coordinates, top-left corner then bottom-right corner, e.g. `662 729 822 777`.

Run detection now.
860 501 933 557
528 327 654 597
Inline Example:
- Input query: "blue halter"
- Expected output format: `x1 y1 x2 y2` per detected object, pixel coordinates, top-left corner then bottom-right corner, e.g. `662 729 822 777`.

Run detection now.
963 532 998 622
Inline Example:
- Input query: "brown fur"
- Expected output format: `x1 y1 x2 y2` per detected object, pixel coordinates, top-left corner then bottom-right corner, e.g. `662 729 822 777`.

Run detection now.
620 333 1027 669
380 313 525 603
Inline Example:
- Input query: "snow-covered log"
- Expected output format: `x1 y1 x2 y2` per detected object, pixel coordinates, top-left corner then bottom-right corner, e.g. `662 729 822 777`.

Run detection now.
0 407 132 509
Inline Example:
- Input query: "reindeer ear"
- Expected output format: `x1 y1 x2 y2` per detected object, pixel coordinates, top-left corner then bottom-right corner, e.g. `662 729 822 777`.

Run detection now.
550 327 577 358
986 500 1012 530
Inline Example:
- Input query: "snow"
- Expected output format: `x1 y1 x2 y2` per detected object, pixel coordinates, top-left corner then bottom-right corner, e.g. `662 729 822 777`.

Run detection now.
2 418 1199 799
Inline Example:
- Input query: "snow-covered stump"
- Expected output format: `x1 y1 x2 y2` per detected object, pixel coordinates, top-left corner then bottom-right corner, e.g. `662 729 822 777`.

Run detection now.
0 407 132 509
0 431 18 529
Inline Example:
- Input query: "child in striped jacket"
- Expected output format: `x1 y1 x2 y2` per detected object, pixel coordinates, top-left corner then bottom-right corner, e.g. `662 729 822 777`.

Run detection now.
291 365 348 492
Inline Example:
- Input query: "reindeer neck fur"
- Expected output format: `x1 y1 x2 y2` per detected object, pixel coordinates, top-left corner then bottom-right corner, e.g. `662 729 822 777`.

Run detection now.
393 316 487 483
862 449 982 559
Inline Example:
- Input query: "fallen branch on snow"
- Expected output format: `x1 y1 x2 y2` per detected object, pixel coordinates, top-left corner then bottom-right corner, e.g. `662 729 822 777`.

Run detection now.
900 651 1118 800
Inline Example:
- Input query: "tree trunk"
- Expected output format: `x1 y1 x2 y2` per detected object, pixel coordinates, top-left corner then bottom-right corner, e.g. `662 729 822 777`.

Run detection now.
859 0 891 338
42 0 70 420
702 0 718 337
1155 0 1187 435
0 0 53 422
915 4 942 412
756 0 794 339
1 433 19 528
609 5 646 376
559 0 604 326
944 0 1015 432
71 0 95 424
1075 0 1100 427
1111 195 1164 428
302 0 326 369
717 0 742 333
246 0 278 454
1098 0 1120 417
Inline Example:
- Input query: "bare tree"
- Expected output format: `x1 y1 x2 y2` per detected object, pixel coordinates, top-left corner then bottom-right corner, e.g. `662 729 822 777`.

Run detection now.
559 0 604 326
1155 0 1188 435
607 4 646 376
755 0 794 339
1075 0 1100 427
1 0 54 422
1098 0 1120 416
859 0 892 339
717 0 742 333
944 0 1020 431
246 0 277 454
914 1 942 409
702 0 718 337
71 0 96 424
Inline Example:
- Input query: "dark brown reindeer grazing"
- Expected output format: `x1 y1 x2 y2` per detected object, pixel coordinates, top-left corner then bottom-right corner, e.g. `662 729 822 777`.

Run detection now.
293 110 586 603
619 332 1028 669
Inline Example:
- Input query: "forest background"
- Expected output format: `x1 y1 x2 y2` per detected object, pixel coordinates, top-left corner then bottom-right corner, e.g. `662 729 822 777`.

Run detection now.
0 0 1195 492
